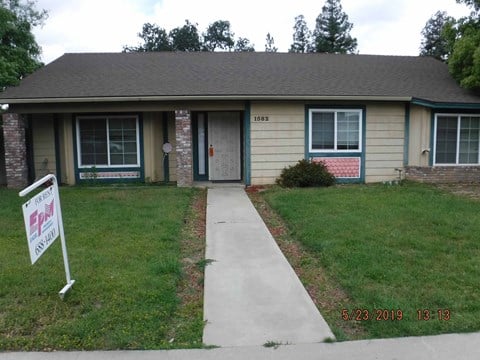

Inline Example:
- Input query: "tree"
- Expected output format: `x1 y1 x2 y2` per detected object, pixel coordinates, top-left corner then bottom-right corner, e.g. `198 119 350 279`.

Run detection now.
0 0 47 89
203 20 235 51
456 0 480 12
441 0 480 90
169 20 201 52
123 23 172 52
448 23 480 90
313 0 357 54
234 37 255 52
264 33 278 52
290 15 313 53
420 11 455 61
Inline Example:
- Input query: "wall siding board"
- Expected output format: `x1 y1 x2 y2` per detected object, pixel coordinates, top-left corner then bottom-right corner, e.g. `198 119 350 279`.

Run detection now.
31 115 56 179
365 104 405 182
408 105 431 167
250 102 305 185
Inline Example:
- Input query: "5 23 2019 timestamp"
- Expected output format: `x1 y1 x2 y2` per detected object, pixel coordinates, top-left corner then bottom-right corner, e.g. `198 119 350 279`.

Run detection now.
342 308 451 321
342 309 404 321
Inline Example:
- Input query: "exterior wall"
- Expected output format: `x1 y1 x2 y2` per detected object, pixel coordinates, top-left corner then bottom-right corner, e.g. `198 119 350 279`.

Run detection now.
175 110 193 187
364 103 405 182
58 114 75 185
31 114 56 180
167 112 177 182
250 102 305 185
408 105 431 167
143 112 165 182
405 166 480 183
2 113 28 188
0 123 6 186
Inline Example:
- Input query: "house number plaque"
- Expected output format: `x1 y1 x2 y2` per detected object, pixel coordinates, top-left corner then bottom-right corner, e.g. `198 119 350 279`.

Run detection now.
253 116 269 122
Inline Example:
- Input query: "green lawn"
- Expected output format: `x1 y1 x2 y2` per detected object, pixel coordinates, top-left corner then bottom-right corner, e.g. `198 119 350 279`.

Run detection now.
262 182 480 340
0 186 204 351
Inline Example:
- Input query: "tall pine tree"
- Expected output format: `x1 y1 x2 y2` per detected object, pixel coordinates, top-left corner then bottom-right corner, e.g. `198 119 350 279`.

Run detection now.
313 0 357 54
289 15 313 53
420 11 455 62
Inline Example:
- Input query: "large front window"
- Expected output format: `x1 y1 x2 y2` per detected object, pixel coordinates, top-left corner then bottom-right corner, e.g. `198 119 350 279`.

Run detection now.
309 109 362 152
77 115 140 167
434 114 480 165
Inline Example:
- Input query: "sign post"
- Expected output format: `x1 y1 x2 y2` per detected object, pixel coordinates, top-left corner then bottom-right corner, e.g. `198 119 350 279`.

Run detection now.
19 174 75 299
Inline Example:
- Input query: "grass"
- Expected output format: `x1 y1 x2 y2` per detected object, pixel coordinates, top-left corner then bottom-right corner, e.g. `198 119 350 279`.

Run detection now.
0 186 205 351
260 182 480 340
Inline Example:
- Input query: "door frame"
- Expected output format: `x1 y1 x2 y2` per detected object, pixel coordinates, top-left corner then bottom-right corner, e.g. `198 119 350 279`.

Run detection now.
192 111 243 182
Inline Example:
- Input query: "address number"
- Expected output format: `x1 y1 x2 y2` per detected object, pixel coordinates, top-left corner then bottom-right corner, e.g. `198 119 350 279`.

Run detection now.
253 116 269 122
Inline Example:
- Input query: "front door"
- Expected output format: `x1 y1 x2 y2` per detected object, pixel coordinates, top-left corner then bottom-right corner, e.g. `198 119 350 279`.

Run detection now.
208 112 241 181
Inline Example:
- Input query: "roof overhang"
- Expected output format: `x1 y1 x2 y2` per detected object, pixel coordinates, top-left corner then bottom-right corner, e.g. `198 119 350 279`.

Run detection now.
0 95 413 104
412 97 480 110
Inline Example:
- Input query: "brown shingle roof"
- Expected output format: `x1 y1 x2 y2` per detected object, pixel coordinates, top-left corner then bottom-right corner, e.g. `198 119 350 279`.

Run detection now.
1 52 479 104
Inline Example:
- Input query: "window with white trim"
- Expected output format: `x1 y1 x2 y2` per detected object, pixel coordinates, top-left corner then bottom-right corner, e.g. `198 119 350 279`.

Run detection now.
77 115 140 168
309 109 362 152
434 114 480 165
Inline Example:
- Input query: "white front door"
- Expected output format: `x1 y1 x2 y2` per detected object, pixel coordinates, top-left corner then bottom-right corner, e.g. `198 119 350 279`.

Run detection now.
208 112 241 181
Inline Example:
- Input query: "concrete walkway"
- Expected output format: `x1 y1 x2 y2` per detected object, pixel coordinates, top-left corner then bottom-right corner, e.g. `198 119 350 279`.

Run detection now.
1 332 479 359
202 187 334 347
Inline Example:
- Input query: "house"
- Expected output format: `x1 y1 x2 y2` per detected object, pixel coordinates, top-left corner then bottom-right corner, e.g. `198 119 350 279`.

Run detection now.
1 52 480 188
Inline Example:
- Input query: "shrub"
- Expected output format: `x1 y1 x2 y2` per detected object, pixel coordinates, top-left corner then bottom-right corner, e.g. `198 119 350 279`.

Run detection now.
276 159 336 188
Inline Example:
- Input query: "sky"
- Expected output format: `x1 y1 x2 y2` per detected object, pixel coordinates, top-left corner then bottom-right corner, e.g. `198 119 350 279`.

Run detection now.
32 0 473 64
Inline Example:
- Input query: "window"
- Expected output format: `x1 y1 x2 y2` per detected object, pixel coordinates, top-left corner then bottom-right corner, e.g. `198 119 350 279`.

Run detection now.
434 114 480 165
77 115 140 167
309 109 362 152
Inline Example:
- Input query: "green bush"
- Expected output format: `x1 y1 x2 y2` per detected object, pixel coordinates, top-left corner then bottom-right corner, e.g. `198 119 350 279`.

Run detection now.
276 159 335 188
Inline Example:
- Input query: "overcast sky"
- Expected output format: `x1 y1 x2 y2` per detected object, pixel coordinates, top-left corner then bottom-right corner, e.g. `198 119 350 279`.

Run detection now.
32 0 473 64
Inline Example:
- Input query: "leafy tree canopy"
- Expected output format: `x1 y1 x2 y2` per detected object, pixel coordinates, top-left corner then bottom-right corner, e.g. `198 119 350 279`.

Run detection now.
313 0 357 53
203 20 235 51
169 20 201 52
124 19 254 53
290 15 313 53
234 37 255 52
265 33 278 52
0 0 47 89
420 11 455 61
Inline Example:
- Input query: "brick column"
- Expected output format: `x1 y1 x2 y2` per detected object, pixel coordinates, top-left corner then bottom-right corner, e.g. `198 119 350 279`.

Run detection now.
2 113 28 189
175 110 193 187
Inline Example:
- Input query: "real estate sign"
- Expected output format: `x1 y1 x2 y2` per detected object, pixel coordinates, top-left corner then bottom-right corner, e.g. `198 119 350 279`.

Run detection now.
22 185 59 264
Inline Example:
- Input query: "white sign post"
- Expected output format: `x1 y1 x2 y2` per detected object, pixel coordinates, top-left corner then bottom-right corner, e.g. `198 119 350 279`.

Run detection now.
19 174 75 299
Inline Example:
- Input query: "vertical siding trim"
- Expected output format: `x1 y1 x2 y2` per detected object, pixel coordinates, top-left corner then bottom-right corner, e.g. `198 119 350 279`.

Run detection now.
162 112 170 183
429 110 435 166
404 103 410 167
244 101 251 186
54 114 62 182
26 114 35 183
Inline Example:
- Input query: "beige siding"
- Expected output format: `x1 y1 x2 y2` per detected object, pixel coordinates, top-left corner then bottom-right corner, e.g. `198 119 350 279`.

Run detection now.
58 114 75 185
31 114 56 179
250 102 305 185
365 103 405 183
408 105 431 166
143 112 166 182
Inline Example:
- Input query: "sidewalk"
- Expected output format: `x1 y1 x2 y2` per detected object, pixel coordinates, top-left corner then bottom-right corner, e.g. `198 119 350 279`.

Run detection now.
202 187 334 347
1 332 479 360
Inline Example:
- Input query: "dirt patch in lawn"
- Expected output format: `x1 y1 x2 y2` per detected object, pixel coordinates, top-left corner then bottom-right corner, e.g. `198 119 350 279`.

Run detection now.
435 183 480 201
247 186 367 340
167 189 206 346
